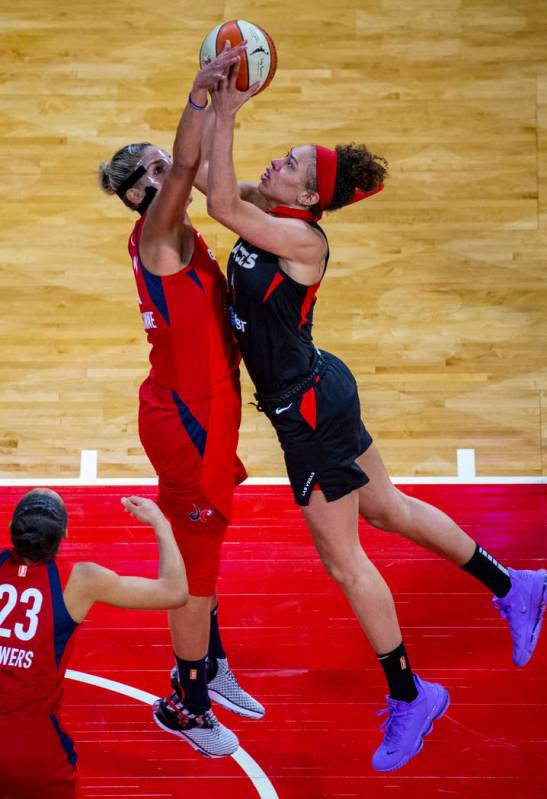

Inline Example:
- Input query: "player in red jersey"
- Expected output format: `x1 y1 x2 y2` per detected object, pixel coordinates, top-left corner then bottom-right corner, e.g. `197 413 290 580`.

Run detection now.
203 62 547 772
98 45 264 758
0 488 187 799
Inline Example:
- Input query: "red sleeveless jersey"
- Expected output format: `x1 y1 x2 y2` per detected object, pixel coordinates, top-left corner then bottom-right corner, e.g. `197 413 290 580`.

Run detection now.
128 217 240 396
0 549 78 716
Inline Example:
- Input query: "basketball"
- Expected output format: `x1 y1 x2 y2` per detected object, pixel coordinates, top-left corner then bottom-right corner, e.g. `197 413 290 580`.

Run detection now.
199 20 277 95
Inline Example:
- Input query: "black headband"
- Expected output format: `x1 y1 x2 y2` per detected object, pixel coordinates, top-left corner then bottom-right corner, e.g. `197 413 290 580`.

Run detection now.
116 164 147 198
137 186 158 215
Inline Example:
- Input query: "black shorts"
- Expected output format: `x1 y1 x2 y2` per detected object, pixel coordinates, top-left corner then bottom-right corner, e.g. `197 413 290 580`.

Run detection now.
256 351 373 506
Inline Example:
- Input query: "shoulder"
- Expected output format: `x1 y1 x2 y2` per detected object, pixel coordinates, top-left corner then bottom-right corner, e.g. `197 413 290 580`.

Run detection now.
70 560 109 579
68 561 114 592
63 561 112 623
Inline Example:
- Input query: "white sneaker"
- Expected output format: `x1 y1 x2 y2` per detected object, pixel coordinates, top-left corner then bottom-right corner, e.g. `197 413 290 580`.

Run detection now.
171 657 265 719
153 692 239 758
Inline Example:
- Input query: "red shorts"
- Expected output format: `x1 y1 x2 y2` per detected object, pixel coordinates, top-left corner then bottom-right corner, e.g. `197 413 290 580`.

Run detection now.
0 714 79 799
139 377 247 596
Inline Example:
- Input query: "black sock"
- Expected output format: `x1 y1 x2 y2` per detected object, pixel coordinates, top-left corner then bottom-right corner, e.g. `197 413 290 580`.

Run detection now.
461 544 511 598
208 604 226 660
377 642 418 703
174 656 210 713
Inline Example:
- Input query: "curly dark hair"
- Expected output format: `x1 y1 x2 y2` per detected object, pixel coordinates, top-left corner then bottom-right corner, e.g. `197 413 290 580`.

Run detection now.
307 143 388 216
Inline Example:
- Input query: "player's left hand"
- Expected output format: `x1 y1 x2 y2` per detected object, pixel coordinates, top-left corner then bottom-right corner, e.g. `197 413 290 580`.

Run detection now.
210 59 260 119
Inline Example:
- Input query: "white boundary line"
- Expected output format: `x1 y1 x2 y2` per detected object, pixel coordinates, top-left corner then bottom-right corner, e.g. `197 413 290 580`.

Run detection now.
0 476 545 486
66 669 279 799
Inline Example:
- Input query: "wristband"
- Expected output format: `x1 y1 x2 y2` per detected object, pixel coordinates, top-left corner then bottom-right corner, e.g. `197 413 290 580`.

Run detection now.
188 92 208 111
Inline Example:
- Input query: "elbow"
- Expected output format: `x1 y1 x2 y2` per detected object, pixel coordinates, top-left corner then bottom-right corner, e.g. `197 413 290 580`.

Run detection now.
207 194 232 223
165 583 189 609
206 195 222 219
163 577 188 610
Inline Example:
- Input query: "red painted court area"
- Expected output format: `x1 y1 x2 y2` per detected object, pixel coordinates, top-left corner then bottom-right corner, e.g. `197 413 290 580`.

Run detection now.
1 483 546 798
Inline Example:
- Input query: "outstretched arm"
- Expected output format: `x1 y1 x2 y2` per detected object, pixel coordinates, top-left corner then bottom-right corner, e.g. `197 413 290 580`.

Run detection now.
193 105 267 208
63 497 188 622
140 42 248 274
206 63 325 266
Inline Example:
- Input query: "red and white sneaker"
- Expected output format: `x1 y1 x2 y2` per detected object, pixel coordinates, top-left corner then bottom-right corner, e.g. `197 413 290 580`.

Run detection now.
153 692 239 758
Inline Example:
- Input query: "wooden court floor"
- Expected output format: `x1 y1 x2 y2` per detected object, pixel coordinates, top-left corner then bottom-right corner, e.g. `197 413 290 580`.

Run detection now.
0 0 546 479
1 2 547 791
1 483 545 799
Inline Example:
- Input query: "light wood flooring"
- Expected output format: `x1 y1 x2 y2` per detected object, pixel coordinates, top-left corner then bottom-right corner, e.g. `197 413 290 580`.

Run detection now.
1 0 546 477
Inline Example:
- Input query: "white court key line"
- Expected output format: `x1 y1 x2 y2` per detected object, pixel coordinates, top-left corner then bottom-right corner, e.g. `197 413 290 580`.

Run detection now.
79 450 98 480
66 669 279 799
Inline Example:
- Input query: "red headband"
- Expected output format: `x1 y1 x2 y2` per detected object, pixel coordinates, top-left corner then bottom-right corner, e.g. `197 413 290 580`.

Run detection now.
315 146 338 210
315 145 384 212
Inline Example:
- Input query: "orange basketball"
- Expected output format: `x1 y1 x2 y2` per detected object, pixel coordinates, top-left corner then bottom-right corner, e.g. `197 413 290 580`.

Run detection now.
199 20 277 95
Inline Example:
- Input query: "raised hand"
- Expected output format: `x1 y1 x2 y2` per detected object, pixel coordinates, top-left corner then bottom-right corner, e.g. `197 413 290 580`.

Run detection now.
121 495 167 527
193 40 248 93
210 58 260 118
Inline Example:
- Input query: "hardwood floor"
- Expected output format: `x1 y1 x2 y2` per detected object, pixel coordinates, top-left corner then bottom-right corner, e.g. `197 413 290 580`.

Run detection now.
1 1 546 477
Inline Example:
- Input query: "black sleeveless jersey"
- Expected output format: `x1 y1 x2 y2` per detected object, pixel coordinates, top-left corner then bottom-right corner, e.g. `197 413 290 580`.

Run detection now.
226 222 329 395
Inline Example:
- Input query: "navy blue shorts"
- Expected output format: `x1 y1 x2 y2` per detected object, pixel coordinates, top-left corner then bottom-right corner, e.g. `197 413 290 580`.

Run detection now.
256 351 373 506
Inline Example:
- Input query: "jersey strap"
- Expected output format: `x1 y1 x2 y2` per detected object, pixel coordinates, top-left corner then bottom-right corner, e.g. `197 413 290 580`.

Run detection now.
47 560 78 668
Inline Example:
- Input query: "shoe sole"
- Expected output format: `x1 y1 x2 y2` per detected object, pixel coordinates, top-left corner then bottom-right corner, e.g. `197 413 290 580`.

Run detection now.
373 688 450 773
170 669 265 720
515 571 547 667
153 711 238 759
208 687 265 720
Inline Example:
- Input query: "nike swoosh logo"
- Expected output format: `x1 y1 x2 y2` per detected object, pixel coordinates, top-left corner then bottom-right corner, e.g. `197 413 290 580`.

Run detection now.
275 403 293 414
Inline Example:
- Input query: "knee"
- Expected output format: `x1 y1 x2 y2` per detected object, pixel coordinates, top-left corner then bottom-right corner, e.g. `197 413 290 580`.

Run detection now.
362 491 411 532
318 549 367 589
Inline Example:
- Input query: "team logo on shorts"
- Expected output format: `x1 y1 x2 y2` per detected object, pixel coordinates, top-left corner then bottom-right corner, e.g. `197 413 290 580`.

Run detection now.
189 503 214 523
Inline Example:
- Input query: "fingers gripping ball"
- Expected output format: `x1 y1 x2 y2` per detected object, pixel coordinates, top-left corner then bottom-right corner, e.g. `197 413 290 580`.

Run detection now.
200 20 277 94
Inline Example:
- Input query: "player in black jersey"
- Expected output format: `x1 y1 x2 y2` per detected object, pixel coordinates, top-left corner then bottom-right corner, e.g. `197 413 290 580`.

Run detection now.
204 61 546 772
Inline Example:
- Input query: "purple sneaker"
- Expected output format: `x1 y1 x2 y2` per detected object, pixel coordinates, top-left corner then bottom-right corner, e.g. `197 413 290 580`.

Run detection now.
493 567 547 666
372 675 450 772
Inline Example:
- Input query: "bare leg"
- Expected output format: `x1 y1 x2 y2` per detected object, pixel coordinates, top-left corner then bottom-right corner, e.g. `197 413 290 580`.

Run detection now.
301 488 403 653
169 594 215 660
357 444 476 566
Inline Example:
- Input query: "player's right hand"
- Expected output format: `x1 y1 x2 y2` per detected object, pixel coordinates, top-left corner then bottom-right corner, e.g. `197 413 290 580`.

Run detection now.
121 496 166 527
194 40 248 92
